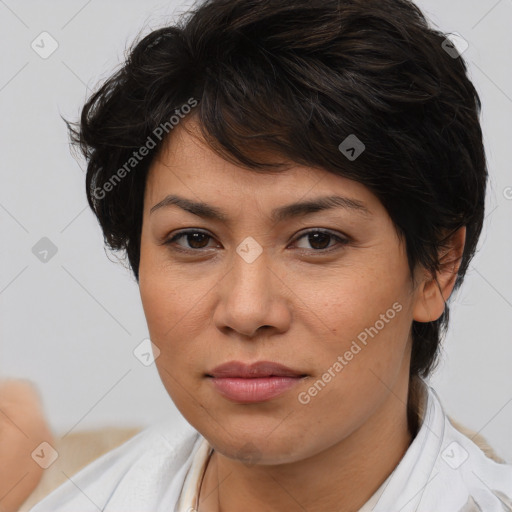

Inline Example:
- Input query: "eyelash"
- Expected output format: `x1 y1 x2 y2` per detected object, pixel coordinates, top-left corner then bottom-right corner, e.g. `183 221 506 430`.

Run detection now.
163 229 350 255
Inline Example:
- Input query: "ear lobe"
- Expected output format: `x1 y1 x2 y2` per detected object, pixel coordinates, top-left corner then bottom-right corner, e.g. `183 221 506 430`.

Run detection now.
413 226 466 323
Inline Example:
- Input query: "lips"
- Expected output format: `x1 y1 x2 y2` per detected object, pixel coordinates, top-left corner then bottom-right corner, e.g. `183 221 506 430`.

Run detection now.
207 360 306 378
206 361 307 403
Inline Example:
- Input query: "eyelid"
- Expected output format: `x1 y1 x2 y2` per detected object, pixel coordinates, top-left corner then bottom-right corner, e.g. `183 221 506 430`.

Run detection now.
292 227 349 243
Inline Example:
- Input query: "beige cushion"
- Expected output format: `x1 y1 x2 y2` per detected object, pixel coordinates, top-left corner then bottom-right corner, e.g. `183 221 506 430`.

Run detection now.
19 427 142 512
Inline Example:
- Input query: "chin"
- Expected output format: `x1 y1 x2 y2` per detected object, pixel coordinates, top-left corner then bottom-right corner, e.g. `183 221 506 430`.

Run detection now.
202 424 320 466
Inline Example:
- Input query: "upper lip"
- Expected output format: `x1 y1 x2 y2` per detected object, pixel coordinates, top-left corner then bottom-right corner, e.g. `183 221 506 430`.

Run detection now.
207 360 306 378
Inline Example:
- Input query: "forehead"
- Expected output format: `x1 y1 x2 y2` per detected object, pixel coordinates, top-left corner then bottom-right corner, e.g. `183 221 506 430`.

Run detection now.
144 117 382 217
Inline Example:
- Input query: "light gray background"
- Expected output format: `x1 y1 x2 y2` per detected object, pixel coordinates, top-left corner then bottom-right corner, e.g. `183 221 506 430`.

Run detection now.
1 0 511 461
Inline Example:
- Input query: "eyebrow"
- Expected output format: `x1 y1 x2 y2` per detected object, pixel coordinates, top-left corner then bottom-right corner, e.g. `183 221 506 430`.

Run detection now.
149 194 371 223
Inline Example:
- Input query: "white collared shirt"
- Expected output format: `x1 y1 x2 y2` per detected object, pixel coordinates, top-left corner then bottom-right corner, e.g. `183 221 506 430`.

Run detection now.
29 379 512 512
175 437 391 511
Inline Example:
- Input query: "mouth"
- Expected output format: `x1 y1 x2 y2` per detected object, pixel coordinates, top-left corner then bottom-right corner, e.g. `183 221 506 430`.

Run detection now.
206 360 308 403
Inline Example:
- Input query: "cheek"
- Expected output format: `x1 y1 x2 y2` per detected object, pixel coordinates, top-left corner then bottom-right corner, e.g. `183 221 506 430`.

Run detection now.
139 244 203 340
138 252 220 390
139 271 207 374
139 268 210 413
288 252 414 396
289 253 412 343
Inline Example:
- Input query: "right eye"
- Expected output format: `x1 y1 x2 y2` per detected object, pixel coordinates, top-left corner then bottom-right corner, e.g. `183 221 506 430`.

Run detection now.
163 229 219 253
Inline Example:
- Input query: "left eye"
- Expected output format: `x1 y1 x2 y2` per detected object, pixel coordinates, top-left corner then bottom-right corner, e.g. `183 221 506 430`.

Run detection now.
293 230 349 251
164 229 349 253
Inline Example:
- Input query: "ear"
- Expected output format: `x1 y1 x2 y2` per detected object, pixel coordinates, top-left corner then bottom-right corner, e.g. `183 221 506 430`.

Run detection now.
413 226 466 323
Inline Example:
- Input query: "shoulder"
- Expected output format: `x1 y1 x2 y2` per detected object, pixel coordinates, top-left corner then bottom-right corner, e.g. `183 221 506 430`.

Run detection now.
28 415 201 512
448 416 506 463
421 385 512 511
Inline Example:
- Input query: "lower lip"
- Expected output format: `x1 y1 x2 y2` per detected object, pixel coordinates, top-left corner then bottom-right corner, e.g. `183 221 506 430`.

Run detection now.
209 376 303 403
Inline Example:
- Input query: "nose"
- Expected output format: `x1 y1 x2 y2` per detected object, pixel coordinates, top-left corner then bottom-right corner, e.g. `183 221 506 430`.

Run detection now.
212 244 292 340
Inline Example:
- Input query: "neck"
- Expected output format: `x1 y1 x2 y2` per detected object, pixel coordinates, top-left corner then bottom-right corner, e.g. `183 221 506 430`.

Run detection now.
198 377 421 512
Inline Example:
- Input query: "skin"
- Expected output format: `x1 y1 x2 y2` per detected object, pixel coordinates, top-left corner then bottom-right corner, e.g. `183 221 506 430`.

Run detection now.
138 116 465 512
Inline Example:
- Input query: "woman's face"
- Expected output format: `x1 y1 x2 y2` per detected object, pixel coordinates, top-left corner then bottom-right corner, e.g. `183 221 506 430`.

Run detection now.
139 119 423 465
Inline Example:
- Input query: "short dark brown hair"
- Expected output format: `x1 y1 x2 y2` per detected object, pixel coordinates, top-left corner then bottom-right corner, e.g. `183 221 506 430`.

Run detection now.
65 0 487 380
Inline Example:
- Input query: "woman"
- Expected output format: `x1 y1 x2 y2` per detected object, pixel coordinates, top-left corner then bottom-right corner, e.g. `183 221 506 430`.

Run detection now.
30 0 512 510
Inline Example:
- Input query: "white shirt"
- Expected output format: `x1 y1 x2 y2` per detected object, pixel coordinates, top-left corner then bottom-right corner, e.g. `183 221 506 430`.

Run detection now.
175 436 391 511
29 380 512 512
